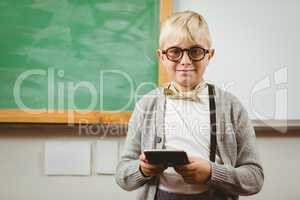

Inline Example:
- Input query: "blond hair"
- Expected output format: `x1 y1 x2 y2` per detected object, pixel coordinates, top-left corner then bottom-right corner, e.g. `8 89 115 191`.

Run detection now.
159 10 212 49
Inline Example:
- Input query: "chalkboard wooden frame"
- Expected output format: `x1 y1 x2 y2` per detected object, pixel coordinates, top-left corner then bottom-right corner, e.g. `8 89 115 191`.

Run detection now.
0 0 172 124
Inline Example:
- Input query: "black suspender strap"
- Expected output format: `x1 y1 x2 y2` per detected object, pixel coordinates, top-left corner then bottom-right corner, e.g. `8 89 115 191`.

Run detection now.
208 84 217 162
208 83 217 200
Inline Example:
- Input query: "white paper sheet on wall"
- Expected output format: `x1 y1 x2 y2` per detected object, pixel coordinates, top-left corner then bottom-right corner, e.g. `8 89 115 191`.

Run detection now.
44 141 91 176
95 140 118 175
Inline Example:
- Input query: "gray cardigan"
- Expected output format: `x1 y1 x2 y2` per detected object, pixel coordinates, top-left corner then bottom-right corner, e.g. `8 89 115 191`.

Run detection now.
115 85 264 200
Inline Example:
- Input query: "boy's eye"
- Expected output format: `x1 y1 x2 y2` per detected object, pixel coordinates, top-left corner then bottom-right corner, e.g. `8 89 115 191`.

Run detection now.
190 47 205 58
167 47 182 58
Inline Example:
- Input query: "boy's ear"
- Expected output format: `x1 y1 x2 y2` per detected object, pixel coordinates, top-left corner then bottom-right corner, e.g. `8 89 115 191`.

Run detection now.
156 49 164 62
208 49 215 60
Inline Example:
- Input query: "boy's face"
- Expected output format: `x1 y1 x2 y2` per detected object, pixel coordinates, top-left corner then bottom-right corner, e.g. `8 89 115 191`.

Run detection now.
157 38 214 90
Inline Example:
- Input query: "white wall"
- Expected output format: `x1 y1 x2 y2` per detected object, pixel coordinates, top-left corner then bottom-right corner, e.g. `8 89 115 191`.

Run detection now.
173 0 300 120
0 127 300 200
242 134 300 200
0 127 135 200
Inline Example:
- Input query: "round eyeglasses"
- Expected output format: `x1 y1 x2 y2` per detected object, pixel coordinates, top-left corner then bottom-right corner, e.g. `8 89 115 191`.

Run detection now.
162 46 209 62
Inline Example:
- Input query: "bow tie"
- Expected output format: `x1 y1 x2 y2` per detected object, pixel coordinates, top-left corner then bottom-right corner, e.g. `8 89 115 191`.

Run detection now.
163 81 206 102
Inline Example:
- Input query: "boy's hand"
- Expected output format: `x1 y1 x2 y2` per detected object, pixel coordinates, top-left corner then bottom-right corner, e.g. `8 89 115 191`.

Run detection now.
174 156 212 184
139 153 167 177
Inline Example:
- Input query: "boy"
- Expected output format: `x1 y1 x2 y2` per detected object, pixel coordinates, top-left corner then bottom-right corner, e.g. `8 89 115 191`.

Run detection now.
115 11 264 200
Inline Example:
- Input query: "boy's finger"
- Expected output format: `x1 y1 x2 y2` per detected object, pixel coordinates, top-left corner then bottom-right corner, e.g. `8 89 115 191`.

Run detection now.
183 178 195 184
140 162 155 170
174 165 186 171
188 156 197 163
155 163 166 168
174 167 184 175
140 164 165 176
157 165 167 171
174 167 181 173
139 153 148 163
182 171 195 177
183 163 197 171
141 161 164 171
139 153 143 160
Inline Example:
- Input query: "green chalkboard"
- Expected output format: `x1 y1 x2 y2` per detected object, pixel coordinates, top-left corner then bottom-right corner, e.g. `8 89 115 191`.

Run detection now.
0 0 159 112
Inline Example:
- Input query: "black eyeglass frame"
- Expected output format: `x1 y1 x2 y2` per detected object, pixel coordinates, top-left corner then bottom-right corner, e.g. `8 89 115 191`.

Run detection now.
161 45 210 62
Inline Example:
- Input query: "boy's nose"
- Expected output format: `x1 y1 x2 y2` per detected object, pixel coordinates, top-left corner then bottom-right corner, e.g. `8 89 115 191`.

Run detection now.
180 51 192 65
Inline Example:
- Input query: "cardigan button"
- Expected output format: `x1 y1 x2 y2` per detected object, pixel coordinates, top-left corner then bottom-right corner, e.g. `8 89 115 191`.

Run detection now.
155 136 162 143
